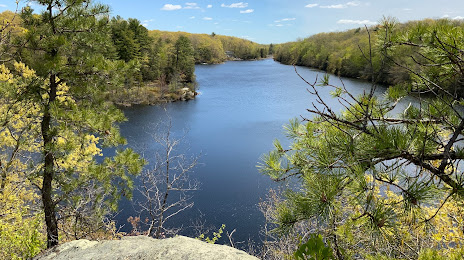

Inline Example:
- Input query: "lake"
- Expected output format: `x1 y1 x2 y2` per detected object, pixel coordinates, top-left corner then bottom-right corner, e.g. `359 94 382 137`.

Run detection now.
116 59 411 247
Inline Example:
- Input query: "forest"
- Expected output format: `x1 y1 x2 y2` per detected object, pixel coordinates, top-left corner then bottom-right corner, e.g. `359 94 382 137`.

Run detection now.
1 1 464 259
273 18 464 96
0 9 269 106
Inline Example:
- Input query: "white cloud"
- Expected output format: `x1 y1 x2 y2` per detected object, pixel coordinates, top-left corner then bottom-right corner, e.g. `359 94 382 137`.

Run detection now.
161 4 182 11
184 3 200 9
203 17 213 20
275 18 296 22
0 4 7 8
321 1 360 9
321 4 345 9
240 9 254 13
453 16 464 20
214 22 219 24
346 1 360 7
337 19 377 25
221 2 248 8
142 23 148 27
189 16 196 19
305 4 318 8
207 4 213 8
275 24 284 27
143 19 155 23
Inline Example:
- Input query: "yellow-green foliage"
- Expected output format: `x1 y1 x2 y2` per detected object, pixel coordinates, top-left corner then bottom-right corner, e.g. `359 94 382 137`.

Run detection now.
0 173 45 259
274 18 464 91
149 30 268 63
0 62 46 259
0 10 25 37
196 224 225 244
418 248 464 260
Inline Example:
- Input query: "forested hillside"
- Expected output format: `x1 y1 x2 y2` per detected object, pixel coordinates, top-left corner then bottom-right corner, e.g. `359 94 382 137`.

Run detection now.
0 11 269 106
274 18 464 95
149 30 269 64
107 17 269 104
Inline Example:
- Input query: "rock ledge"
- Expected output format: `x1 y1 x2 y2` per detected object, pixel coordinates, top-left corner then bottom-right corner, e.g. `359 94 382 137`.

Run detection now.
34 235 258 260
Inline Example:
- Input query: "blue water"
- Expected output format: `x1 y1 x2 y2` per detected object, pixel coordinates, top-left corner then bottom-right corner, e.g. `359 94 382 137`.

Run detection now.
115 59 412 247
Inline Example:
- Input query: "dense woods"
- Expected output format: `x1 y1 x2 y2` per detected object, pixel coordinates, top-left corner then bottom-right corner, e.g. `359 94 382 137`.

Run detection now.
274 18 464 96
149 30 269 63
107 18 268 105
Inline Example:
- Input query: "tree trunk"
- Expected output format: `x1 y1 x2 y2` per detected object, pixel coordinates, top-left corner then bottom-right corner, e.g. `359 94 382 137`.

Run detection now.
41 73 58 248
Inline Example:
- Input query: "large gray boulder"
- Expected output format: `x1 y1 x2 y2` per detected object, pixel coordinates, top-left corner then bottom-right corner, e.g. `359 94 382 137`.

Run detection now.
34 235 259 260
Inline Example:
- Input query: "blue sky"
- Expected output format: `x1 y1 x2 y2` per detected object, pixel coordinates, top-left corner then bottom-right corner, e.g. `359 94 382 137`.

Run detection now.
2 0 464 43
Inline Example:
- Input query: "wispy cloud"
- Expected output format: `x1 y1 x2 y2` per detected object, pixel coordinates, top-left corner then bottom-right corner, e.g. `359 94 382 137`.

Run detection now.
441 14 464 19
346 1 361 7
337 19 377 25
189 16 196 19
240 9 254 13
207 4 213 8
203 17 213 20
184 2 200 9
305 4 318 8
321 1 360 9
142 19 154 27
221 2 248 8
161 4 182 11
0 4 7 8
321 4 345 9
275 18 296 23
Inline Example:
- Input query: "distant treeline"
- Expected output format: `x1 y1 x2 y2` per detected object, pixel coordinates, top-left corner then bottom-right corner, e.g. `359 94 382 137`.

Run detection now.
1 10 269 88
107 16 270 102
149 30 270 63
274 18 464 94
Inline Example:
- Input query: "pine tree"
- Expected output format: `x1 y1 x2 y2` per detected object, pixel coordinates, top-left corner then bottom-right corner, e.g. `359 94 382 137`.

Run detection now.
11 0 144 248
260 18 464 258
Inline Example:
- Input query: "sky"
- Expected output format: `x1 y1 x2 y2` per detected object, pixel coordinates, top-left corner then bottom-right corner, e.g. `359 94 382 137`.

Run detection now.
2 0 464 44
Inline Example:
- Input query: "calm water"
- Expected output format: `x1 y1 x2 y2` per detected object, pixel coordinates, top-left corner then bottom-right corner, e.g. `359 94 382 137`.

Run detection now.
116 59 412 246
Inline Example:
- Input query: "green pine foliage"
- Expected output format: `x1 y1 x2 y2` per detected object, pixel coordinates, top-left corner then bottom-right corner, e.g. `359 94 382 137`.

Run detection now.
261 18 464 259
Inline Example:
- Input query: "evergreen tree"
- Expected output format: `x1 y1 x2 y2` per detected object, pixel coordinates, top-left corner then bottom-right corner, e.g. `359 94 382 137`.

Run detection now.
110 16 141 62
260 18 464 258
12 0 144 248
172 35 195 85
